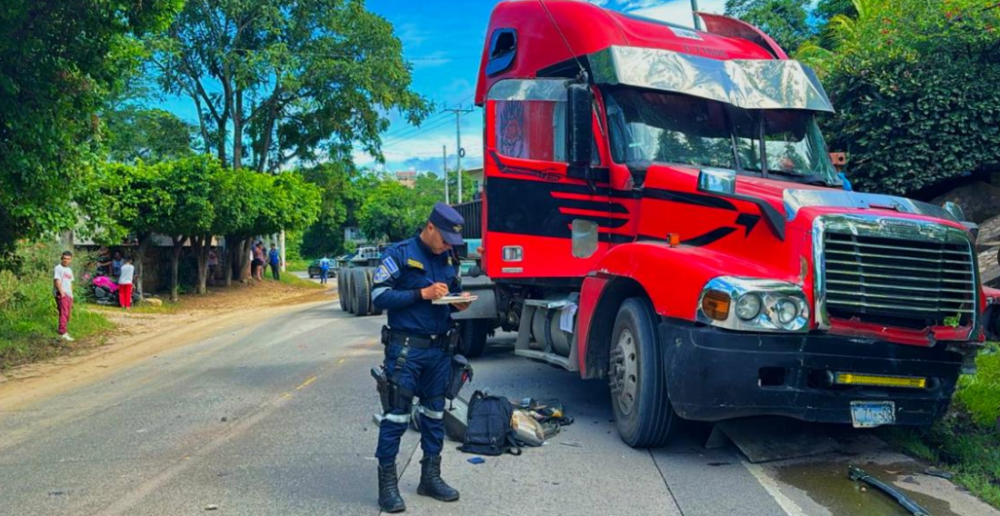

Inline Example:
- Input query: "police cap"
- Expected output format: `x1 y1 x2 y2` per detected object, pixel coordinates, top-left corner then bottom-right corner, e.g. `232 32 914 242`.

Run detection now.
429 202 465 246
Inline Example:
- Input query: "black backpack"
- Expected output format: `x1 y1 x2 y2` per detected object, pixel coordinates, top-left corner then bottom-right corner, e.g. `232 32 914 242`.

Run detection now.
459 391 521 456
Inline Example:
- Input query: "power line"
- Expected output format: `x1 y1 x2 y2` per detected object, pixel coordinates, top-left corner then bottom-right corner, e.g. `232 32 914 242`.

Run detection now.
380 115 457 148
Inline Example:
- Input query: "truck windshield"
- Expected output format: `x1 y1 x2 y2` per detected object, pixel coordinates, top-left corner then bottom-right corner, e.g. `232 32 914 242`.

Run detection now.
604 88 839 185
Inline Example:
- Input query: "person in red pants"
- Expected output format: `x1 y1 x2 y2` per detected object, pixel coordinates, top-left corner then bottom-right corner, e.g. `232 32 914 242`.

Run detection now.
53 251 75 341
118 256 135 310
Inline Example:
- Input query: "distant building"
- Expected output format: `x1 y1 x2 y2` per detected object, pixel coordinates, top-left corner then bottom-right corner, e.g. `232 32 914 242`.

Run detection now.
465 167 484 198
395 171 417 188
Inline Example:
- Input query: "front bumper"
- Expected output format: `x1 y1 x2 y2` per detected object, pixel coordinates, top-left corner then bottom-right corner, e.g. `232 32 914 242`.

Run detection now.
660 323 963 425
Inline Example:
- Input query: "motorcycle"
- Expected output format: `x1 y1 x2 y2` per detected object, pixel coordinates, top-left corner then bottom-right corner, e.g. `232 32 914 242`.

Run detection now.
85 274 141 306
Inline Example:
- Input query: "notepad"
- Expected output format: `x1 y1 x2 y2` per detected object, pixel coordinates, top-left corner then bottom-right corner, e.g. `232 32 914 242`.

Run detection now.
432 295 479 305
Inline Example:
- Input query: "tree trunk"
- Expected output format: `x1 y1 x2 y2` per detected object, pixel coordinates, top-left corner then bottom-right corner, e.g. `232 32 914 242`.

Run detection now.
170 235 187 303
233 88 243 170
192 235 210 294
223 236 234 287
134 234 151 299
240 237 253 281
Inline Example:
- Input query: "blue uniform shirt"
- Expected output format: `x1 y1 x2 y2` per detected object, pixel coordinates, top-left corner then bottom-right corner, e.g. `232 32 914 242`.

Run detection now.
371 235 460 336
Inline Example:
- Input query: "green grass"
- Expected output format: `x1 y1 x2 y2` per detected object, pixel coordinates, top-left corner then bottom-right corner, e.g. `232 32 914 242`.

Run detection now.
285 258 312 272
0 249 115 368
880 344 1000 509
274 272 324 289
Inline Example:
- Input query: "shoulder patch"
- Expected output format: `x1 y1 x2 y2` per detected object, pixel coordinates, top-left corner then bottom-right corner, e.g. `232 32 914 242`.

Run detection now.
373 264 390 283
382 256 399 275
406 258 425 270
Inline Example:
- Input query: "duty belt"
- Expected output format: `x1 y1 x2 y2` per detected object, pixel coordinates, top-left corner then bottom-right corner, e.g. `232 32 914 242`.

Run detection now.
389 330 449 349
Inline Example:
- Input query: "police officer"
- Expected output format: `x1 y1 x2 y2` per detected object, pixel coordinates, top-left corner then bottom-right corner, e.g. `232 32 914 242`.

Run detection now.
373 202 471 513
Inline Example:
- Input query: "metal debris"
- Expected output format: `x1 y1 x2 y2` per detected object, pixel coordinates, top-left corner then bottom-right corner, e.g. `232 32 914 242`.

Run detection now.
848 466 931 516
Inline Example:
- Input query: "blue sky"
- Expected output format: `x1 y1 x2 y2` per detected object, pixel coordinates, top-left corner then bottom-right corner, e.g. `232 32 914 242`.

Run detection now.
160 0 728 174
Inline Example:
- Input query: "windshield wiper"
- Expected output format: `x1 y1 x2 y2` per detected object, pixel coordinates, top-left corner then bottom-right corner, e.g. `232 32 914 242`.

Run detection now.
765 170 831 186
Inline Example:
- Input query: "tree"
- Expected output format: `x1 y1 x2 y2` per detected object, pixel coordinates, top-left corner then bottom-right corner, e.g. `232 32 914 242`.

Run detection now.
0 0 183 268
153 157 217 301
814 0 1000 195
105 107 195 163
300 162 355 258
724 0 814 53
357 177 426 243
148 0 432 172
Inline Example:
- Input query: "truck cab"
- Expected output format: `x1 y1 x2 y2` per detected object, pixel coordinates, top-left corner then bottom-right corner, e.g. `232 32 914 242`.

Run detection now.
472 0 983 447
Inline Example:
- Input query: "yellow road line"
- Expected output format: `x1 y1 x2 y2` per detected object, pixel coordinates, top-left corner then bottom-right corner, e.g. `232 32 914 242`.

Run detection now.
296 375 317 390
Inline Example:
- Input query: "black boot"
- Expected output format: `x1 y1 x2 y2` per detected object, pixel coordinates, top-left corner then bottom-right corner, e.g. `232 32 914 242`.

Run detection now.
377 463 406 513
417 455 459 502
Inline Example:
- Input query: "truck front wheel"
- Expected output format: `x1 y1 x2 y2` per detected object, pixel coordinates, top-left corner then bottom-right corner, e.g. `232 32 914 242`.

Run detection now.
609 298 675 448
459 319 489 358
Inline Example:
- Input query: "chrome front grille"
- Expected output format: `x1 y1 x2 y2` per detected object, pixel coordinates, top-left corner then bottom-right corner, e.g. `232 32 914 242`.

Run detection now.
819 222 977 329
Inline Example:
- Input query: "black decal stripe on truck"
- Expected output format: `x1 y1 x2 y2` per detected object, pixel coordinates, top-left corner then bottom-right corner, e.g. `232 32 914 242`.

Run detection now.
486 176 631 239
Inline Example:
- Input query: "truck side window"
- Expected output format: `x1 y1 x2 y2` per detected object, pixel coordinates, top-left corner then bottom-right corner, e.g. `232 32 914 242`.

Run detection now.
495 98 566 162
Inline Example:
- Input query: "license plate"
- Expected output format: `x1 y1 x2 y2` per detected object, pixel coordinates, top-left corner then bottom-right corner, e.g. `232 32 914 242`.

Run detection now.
850 401 895 428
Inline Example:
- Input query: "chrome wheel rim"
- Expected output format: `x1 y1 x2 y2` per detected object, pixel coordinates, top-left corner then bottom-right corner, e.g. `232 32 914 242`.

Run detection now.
610 328 638 416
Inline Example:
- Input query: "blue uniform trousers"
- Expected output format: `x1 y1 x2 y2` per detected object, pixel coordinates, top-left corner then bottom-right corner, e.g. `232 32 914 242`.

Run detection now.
375 339 452 465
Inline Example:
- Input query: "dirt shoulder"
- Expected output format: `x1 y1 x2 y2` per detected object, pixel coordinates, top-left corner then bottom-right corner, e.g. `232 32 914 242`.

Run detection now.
0 279 337 412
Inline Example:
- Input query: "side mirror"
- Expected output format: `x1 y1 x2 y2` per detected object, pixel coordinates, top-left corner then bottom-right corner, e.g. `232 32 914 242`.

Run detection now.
942 201 967 222
698 168 736 196
566 82 593 179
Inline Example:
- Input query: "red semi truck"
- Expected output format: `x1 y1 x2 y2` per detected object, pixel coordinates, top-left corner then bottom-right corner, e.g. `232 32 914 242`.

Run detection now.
451 0 985 447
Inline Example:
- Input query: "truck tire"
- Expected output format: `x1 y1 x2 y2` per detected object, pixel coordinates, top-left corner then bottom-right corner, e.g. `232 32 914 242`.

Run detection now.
354 268 370 316
459 319 489 358
338 267 348 311
346 268 357 314
609 297 675 448
366 267 384 316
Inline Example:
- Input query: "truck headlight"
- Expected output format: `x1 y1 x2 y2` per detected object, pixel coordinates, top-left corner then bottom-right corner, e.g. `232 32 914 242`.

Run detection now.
735 293 762 321
697 277 810 332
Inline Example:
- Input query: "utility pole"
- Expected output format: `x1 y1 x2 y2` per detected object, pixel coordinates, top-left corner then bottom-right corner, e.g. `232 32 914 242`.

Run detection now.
691 0 701 30
443 105 474 203
442 145 449 204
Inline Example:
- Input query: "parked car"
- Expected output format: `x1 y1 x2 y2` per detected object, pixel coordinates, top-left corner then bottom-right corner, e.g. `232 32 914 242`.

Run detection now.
307 259 335 279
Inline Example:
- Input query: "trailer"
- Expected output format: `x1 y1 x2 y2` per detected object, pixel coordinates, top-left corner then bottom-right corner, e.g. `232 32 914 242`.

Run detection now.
337 246 384 316
465 0 985 447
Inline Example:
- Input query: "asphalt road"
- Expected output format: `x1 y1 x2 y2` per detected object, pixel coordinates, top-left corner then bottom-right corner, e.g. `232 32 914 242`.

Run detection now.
1 285 996 516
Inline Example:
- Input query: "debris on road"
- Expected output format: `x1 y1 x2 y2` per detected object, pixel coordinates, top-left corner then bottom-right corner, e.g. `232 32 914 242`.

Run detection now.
924 467 955 480
467 457 485 464
848 466 932 516
204 504 219 511
559 441 582 448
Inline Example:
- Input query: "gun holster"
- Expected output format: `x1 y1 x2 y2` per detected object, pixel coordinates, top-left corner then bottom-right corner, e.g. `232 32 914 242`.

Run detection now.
380 325 390 346
371 365 392 414
445 354 473 400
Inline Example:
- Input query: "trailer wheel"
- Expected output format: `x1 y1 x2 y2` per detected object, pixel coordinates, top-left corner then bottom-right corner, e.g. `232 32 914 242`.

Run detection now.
459 319 489 358
354 268 371 316
365 267 384 316
337 268 348 311
609 297 675 448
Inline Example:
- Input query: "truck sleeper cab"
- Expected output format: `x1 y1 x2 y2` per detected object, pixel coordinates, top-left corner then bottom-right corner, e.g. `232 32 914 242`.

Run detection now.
472 0 982 447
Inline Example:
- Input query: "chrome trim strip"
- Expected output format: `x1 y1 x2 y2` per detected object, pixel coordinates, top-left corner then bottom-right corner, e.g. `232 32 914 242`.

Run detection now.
786 189 960 223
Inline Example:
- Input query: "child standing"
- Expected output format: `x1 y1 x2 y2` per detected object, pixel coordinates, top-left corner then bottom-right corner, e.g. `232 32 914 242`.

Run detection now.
118 257 135 310
53 251 75 341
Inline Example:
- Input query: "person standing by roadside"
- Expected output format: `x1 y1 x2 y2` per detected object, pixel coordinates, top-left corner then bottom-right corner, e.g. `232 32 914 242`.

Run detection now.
118 257 135 310
111 251 124 278
207 248 219 286
53 251 75 341
268 243 281 280
253 242 266 281
318 254 332 285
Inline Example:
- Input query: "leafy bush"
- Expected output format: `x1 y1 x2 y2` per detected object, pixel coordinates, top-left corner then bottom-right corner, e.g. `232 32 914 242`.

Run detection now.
811 0 1000 195
0 243 113 366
